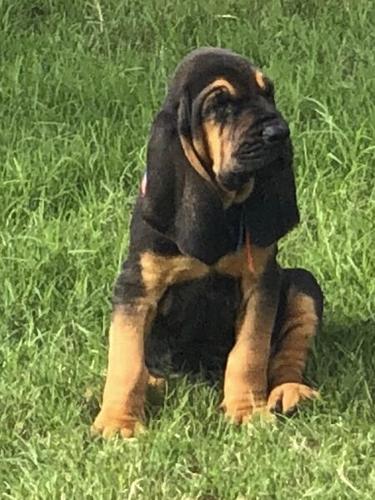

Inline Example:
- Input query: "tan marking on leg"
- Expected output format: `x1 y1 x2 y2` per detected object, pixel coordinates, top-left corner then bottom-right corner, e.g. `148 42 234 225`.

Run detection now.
222 299 277 423
267 291 320 414
255 69 266 90
268 291 319 389
93 252 208 439
221 247 277 424
92 304 155 439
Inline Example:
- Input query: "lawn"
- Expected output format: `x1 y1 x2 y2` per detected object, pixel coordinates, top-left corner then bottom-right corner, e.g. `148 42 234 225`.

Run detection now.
0 0 374 498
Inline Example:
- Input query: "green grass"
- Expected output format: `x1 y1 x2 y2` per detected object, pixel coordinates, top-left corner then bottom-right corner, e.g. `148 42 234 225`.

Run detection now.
1 0 374 498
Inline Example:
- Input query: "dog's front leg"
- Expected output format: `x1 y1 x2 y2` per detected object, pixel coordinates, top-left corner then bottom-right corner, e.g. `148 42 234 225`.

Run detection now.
92 251 208 438
92 254 166 439
222 264 280 424
92 300 157 439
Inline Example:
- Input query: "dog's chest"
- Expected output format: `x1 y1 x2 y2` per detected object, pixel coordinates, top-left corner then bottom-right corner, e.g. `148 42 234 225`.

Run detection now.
145 272 241 376
143 246 274 376
140 244 272 294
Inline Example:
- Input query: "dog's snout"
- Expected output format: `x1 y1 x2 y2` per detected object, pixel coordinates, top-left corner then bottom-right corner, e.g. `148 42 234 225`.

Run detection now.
262 122 290 143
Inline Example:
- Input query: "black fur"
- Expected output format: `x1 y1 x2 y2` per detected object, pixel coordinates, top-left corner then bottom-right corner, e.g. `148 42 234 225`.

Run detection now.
145 273 241 377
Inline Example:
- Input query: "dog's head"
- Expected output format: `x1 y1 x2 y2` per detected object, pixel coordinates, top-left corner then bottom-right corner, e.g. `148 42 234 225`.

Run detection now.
142 48 299 264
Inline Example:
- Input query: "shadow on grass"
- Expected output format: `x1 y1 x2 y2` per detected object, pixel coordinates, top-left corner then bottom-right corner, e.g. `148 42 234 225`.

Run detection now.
310 318 375 410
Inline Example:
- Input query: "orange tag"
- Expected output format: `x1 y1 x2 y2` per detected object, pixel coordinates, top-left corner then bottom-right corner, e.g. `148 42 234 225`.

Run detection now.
245 230 255 274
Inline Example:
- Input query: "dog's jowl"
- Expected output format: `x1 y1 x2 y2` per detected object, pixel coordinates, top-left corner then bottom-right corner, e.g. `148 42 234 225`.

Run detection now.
92 48 323 438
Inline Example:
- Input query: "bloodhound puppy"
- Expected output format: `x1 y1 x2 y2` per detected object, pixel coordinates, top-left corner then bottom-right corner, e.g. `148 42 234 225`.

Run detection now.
92 48 323 438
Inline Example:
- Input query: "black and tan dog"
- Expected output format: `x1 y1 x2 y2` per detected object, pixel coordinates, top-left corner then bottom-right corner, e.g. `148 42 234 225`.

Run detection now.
92 48 323 438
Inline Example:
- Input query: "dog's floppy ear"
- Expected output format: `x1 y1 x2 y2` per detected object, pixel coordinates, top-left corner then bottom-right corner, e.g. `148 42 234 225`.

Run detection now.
243 158 300 247
141 102 237 265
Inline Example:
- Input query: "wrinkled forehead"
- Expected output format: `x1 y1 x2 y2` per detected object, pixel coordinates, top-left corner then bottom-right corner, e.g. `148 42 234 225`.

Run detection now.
168 48 267 102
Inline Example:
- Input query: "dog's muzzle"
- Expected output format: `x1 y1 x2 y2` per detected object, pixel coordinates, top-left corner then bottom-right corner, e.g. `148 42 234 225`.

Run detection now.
218 119 290 191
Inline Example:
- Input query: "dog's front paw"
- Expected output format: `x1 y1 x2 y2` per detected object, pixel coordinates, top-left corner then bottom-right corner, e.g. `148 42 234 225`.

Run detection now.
221 395 274 424
91 407 145 439
267 383 319 415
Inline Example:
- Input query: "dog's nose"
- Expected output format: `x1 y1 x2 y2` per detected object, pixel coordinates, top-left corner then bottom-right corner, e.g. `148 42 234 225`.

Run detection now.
262 123 290 143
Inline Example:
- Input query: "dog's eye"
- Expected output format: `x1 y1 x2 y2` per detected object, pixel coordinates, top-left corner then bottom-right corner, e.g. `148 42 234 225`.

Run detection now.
203 90 233 117
210 89 231 107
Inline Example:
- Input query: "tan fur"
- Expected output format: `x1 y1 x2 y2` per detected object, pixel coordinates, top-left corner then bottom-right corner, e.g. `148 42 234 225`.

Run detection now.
222 302 277 422
204 78 236 96
202 119 228 178
202 112 254 199
203 118 250 180
220 244 276 423
140 252 209 293
91 305 153 438
215 244 275 280
191 133 209 169
267 383 319 414
179 134 213 184
93 242 280 434
148 374 166 389
141 245 274 289
255 69 266 89
268 290 319 390
93 248 257 436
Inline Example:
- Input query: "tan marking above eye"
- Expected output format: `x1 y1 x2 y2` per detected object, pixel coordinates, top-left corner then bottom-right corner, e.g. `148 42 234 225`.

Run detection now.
205 78 237 96
255 70 266 90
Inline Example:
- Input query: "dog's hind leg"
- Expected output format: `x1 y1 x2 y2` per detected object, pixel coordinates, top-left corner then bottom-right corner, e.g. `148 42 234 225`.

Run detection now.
267 268 323 415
